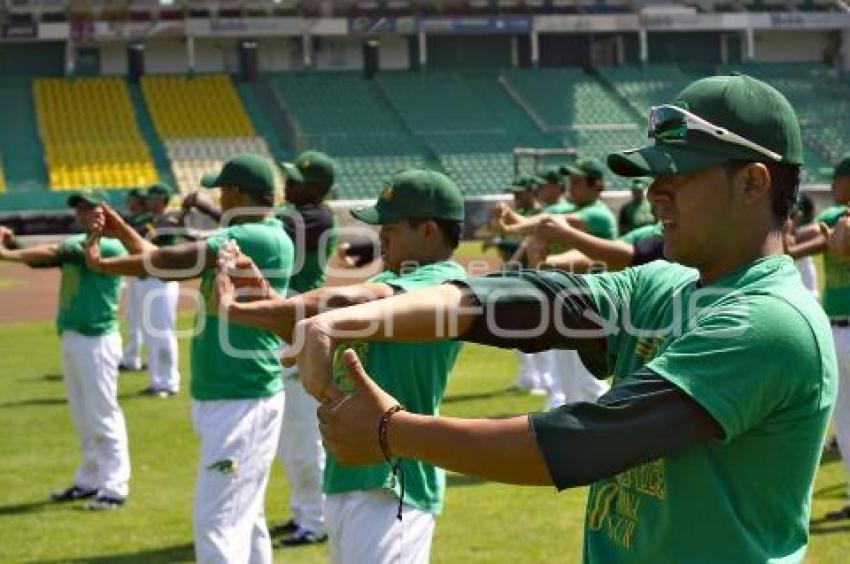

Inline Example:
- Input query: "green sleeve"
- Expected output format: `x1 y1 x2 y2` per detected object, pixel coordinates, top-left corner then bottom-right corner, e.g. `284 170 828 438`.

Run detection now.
55 237 85 264
384 262 467 293
325 216 340 258
815 206 846 228
577 205 618 240
647 296 825 441
620 223 662 245
204 227 230 256
99 238 127 259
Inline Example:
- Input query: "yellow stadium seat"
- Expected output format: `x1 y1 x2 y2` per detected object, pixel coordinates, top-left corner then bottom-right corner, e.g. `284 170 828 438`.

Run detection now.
35 77 158 190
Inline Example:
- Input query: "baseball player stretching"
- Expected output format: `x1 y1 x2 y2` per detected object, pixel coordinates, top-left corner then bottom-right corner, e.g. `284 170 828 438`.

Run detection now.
787 154 850 520
135 182 182 397
214 169 467 564
0 191 130 511
120 188 150 372
180 150 340 546
85 154 293 563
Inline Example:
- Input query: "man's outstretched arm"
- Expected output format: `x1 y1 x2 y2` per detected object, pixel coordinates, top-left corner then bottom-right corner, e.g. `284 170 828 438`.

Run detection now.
0 242 61 267
320 350 722 487
291 271 608 401
214 276 398 342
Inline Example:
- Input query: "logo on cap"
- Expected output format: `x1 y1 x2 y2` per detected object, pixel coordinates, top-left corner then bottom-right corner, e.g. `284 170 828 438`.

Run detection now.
380 184 394 201
299 158 311 169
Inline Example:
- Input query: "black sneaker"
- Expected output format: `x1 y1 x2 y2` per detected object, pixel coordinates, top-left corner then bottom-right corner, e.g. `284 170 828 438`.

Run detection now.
276 529 327 548
84 495 125 511
269 519 298 537
140 387 176 398
119 363 146 372
51 485 97 502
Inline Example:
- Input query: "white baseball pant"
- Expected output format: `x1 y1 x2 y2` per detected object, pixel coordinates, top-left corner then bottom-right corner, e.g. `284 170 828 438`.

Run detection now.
138 277 181 392
546 349 609 410
192 393 284 564
277 375 326 535
832 326 850 487
326 489 435 564
514 351 551 390
796 256 819 300
120 277 145 369
61 330 130 499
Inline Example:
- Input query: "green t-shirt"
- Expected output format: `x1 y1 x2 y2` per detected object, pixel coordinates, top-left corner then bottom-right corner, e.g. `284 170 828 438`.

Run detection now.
619 222 662 246
619 199 655 234
543 201 575 215
127 211 152 234
573 199 618 241
543 199 617 255
56 234 127 336
290 218 339 295
191 217 294 401
276 204 339 295
577 256 835 563
323 260 467 514
815 205 850 317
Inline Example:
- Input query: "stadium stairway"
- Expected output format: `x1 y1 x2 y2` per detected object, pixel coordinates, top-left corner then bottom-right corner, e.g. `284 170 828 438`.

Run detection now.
141 74 282 197
235 80 290 162
269 71 430 199
0 77 56 211
127 82 175 189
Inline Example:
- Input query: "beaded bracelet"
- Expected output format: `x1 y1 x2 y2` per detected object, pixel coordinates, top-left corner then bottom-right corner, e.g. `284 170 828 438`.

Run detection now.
378 404 406 521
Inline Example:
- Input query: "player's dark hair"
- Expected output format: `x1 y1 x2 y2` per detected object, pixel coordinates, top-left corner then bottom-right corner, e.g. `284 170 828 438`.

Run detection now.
725 160 800 227
408 217 463 250
238 187 274 208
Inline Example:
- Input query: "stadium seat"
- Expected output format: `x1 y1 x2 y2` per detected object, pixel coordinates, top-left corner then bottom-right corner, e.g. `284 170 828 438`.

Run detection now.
34 77 158 190
141 74 280 195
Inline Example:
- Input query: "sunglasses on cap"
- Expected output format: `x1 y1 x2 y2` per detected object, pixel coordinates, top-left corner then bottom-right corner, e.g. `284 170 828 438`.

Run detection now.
648 104 782 162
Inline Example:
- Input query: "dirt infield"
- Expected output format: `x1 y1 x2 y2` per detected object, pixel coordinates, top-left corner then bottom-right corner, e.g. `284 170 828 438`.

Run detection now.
0 253 501 324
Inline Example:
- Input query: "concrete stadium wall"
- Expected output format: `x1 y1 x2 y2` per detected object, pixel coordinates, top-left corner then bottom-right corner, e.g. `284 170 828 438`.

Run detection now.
97 35 410 75
753 31 829 63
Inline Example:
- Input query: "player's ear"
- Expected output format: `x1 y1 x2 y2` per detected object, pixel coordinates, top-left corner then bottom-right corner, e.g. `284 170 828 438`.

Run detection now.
736 162 771 206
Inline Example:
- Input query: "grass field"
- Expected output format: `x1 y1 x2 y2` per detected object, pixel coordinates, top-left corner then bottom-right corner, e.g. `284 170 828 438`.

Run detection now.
2 258 850 562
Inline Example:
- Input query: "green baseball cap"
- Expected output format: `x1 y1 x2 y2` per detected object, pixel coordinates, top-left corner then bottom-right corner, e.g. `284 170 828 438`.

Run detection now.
67 189 109 208
201 153 275 198
835 154 850 180
507 176 533 193
146 182 174 198
608 73 803 178
351 168 464 225
127 188 146 199
280 150 336 186
561 157 606 180
538 168 563 184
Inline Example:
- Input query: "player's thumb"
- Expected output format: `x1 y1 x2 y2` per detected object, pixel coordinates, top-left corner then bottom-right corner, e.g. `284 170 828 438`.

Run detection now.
343 348 378 395
819 222 832 240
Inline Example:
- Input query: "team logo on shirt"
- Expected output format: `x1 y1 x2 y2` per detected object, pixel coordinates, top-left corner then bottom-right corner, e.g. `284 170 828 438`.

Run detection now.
207 458 238 475
635 336 665 365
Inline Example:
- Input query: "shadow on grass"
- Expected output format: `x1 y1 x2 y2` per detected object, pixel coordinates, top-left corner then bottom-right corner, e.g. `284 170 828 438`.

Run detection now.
0 499 54 517
813 482 846 499
447 474 488 488
33 543 196 563
0 397 67 408
810 522 850 535
443 387 523 405
0 391 156 408
820 450 841 466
